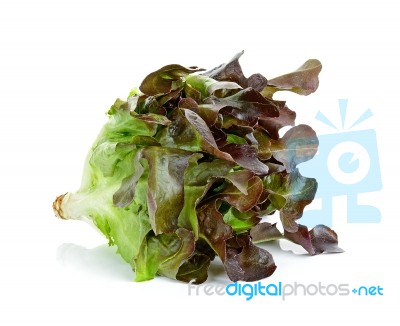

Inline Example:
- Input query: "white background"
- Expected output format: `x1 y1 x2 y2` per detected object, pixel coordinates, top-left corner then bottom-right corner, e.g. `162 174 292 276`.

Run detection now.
1 0 399 324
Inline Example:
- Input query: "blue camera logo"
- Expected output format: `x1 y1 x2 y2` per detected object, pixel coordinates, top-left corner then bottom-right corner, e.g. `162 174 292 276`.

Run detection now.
299 99 382 226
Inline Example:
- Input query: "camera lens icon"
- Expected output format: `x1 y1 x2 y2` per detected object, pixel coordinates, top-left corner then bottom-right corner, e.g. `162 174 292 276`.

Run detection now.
302 129 382 196
327 141 370 185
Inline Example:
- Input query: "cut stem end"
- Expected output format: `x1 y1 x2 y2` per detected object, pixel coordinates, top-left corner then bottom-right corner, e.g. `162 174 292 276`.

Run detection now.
53 193 68 219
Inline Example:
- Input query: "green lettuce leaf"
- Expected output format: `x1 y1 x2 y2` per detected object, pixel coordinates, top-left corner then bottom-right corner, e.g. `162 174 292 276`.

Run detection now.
135 228 195 282
263 169 317 232
223 207 260 233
